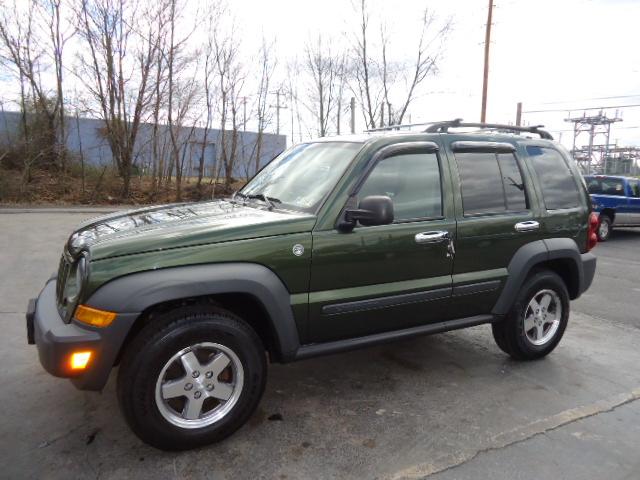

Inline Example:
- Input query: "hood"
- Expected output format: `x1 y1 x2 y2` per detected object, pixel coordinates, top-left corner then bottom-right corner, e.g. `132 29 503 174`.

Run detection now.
68 200 316 260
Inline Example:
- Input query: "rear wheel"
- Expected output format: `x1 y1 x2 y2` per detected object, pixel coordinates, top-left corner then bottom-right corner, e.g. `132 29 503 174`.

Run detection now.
492 269 569 360
117 305 266 450
597 215 612 241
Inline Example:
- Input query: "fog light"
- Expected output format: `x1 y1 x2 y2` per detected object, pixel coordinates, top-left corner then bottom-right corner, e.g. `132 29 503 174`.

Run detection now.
70 351 92 370
74 304 117 327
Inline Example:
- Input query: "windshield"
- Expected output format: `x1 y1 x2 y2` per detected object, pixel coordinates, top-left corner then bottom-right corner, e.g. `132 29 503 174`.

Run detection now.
240 142 363 212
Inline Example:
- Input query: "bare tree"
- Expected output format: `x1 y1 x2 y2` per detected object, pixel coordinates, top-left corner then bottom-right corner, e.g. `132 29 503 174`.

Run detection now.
212 17 246 189
250 36 275 174
37 0 73 172
163 0 199 201
303 35 346 137
75 0 167 198
351 0 451 129
195 1 225 193
0 0 66 169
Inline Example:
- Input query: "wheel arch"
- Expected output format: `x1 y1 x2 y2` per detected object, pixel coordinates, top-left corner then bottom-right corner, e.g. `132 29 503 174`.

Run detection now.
85 263 301 366
600 208 615 223
492 238 587 315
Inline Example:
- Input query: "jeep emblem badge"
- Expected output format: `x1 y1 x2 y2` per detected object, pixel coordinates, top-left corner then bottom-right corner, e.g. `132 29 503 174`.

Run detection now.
292 244 304 256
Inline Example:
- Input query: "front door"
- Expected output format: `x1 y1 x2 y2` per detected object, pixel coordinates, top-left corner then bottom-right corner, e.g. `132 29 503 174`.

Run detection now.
308 143 455 343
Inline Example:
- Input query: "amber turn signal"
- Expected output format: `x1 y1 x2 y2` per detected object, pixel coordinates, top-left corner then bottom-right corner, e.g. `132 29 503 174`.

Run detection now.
74 304 117 327
70 351 92 370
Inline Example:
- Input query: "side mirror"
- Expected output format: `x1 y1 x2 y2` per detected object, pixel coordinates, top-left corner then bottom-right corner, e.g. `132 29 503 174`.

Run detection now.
344 195 394 228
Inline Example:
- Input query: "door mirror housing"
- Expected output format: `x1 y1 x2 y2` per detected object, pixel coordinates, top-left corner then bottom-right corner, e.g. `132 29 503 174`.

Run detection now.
341 195 394 230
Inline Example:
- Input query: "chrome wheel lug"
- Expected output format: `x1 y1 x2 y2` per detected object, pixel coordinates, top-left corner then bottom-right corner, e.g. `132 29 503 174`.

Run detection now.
192 371 200 378
184 383 193 391
194 391 202 399
205 371 213 378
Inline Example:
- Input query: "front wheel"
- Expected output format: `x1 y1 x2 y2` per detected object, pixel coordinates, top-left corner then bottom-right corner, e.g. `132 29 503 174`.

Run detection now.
492 269 569 361
117 306 267 450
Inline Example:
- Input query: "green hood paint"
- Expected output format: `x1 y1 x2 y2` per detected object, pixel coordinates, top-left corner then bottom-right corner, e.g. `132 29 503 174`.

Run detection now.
69 200 317 260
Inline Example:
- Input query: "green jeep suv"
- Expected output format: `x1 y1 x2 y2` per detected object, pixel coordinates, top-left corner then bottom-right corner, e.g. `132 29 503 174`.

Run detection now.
26 120 598 450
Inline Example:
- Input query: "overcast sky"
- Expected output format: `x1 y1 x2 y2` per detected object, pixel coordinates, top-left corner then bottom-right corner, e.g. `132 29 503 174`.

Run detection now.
2 0 638 149
238 0 640 148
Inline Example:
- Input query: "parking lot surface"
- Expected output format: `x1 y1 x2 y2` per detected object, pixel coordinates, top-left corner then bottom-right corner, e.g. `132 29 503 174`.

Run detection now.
1 211 639 479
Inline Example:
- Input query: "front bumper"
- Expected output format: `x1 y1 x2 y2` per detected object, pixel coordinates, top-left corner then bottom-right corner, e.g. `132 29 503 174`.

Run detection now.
27 279 138 391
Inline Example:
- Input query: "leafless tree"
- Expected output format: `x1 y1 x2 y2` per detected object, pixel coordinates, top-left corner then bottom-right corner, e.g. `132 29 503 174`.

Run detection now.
75 0 168 198
249 36 275 174
0 0 67 170
196 2 225 192
37 0 73 171
163 0 199 200
303 35 347 137
351 0 451 129
212 17 246 188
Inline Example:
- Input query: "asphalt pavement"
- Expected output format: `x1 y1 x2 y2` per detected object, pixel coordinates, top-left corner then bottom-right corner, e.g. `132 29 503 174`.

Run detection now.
1 210 639 480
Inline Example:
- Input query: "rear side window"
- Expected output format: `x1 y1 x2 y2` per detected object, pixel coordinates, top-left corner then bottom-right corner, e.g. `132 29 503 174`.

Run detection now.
629 180 640 198
527 146 580 210
455 151 528 215
358 152 442 221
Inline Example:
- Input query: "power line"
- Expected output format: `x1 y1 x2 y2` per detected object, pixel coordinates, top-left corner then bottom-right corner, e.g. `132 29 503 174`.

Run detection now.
531 94 640 106
524 104 640 114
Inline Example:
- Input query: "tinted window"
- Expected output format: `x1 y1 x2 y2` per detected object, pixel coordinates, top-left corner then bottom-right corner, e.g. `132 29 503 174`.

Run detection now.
498 153 528 211
630 180 640 198
359 152 442 221
585 177 627 196
455 151 528 215
527 146 580 209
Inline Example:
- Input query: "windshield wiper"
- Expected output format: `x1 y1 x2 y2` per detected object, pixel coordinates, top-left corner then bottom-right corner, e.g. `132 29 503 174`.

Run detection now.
231 191 248 204
247 193 281 210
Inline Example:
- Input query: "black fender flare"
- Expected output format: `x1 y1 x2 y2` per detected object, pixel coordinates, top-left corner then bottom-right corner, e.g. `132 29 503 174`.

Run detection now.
86 263 301 361
492 238 592 315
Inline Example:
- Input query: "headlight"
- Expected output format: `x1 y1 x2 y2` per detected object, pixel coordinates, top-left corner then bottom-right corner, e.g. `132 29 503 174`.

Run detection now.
64 253 89 303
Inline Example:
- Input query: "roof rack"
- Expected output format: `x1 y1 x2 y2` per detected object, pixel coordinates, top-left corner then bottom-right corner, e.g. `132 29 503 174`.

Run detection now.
423 118 554 140
364 119 464 133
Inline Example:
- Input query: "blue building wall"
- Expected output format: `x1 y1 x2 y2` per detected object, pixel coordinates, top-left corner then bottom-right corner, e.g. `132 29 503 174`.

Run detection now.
0 110 287 179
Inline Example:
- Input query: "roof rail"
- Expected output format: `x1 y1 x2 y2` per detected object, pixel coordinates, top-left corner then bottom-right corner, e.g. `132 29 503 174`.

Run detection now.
423 119 554 140
365 119 463 133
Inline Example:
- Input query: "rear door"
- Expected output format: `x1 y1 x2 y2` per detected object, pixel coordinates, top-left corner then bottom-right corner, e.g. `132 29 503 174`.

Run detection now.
444 139 543 318
308 142 456 343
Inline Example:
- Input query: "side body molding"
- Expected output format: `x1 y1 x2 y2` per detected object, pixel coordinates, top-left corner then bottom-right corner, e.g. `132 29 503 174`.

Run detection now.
86 263 300 361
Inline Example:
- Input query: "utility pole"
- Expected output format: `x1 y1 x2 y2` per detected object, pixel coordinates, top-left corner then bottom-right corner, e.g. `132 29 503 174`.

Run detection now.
480 0 494 123
269 89 288 136
350 97 356 134
515 102 522 126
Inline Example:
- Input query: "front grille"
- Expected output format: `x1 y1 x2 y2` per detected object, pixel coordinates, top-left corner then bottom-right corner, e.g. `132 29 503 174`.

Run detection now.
55 254 71 312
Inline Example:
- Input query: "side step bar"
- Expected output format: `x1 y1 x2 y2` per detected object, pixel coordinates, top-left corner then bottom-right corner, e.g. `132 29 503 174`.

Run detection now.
294 314 496 361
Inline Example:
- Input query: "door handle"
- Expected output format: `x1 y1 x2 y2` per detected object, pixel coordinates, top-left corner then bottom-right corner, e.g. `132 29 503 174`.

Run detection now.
514 221 540 232
415 231 449 244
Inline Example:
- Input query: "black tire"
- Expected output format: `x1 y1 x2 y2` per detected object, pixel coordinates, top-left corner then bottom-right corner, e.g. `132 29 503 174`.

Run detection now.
492 269 570 361
117 305 267 450
597 215 612 242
